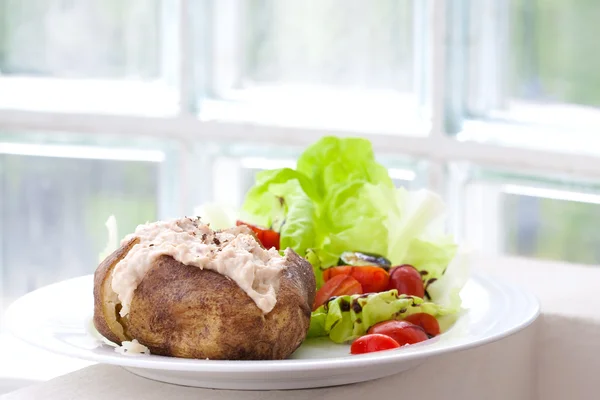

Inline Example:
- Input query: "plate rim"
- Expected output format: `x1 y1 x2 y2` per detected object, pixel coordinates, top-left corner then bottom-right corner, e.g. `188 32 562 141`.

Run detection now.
5 272 540 373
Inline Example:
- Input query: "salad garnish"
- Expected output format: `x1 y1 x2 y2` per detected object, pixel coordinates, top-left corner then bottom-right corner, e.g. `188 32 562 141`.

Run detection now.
212 136 469 353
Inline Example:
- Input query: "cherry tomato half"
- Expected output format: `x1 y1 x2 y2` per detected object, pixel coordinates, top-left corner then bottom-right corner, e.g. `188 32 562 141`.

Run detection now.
236 221 280 250
322 266 352 282
323 266 389 293
403 313 440 337
387 264 425 298
313 274 362 311
350 334 400 354
367 320 428 346
260 229 280 250
349 266 389 293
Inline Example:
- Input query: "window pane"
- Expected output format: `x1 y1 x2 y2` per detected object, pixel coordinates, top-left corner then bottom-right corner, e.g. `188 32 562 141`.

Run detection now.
243 1 414 91
502 192 600 264
0 0 160 78
198 0 430 134
510 0 600 108
0 132 180 320
454 164 600 265
459 0 600 134
0 0 178 115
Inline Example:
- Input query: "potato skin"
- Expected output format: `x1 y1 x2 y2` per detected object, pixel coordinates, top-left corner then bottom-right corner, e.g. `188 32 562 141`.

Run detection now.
93 237 138 345
94 243 316 360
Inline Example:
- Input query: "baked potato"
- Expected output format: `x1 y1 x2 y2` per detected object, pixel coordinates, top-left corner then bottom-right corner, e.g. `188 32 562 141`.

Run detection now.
93 218 316 360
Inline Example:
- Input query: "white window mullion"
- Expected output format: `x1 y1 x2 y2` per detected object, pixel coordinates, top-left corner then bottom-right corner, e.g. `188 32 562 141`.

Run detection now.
412 0 432 115
173 0 194 219
0 153 4 329
212 156 243 208
158 145 184 220
427 0 447 197
466 0 510 116
161 0 181 92
177 0 195 115
429 0 446 141
465 181 503 255
447 162 503 254
210 0 244 98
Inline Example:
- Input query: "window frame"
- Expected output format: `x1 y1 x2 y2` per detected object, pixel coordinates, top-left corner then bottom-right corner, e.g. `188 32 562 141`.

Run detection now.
0 0 600 258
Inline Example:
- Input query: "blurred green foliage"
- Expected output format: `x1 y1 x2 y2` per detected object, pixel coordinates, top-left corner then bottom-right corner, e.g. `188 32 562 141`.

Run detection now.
512 0 600 106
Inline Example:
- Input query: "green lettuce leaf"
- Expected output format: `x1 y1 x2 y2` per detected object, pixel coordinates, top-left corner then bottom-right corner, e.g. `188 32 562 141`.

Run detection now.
319 181 390 264
296 136 393 199
270 180 318 257
305 249 325 290
241 135 464 313
242 136 399 271
426 246 471 312
307 290 455 343
386 188 448 263
402 236 457 281
243 168 317 229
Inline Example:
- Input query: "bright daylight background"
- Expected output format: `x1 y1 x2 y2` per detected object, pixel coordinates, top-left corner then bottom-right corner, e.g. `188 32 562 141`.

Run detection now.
0 0 599 390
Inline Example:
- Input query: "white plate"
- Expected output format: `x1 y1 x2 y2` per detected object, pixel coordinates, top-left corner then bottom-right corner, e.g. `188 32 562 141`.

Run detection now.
5 273 539 390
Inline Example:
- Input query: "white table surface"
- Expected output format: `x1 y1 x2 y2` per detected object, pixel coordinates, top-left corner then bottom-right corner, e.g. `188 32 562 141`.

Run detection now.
2 254 599 400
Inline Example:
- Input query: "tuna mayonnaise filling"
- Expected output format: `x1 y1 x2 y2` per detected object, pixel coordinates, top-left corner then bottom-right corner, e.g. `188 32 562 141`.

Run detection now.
110 217 287 317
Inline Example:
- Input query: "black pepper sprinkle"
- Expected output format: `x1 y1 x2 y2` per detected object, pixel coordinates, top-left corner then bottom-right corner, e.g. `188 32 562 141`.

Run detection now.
149 244 154 247
420 270 429 276
424 289 431 300
411 303 420 307
201 233 207 241
426 278 438 286
213 237 221 245
339 299 350 312
356 318 362 324
399 308 407 314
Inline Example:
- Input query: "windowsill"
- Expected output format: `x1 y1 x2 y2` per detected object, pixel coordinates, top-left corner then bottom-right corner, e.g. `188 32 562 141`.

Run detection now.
473 253 600 323
1 253 598 396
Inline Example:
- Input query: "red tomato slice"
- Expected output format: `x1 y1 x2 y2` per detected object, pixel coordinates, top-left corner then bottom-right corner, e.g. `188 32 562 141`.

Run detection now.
387 264 425 298
350 334 400 354
322 266 352 282
367 320 428 346
313 274 362 311
403 313 440 337
350 266 389 293
260 229 280 250
235 220 280 250
322 266 389 293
